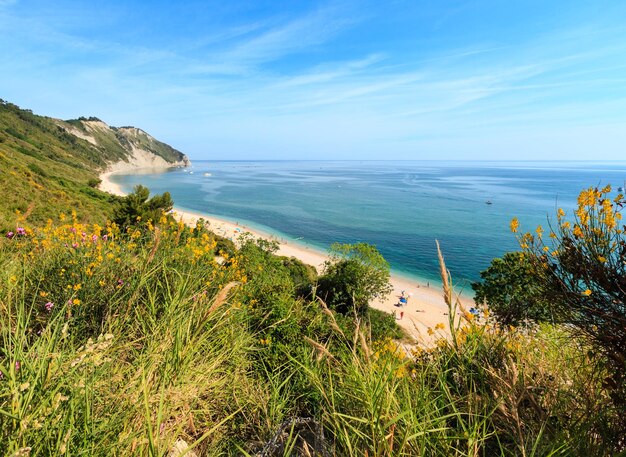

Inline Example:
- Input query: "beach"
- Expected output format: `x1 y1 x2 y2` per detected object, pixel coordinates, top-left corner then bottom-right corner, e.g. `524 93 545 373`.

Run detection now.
100 168 475 343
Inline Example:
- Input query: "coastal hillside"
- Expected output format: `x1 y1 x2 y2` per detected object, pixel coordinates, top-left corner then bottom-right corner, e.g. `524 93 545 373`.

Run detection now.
0 99 188 227
1 99 625 455
62 117 190 171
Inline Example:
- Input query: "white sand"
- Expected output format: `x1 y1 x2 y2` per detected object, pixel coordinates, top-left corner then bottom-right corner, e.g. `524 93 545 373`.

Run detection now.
100 169 474 343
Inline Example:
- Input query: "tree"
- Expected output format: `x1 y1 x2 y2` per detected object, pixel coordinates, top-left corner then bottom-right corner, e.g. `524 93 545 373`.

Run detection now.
112 185 173 228
472 252 553 326
317 242 392 315
515 185 626 408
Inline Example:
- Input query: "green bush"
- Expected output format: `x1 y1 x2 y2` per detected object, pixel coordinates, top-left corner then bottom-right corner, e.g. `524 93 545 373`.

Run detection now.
317 242 392 315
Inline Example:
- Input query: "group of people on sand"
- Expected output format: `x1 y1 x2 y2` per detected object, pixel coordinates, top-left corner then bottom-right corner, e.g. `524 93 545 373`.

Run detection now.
394 290 413 320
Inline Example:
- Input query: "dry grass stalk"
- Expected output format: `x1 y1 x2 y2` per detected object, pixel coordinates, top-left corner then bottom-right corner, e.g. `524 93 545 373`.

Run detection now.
207 281 241 315
317 297 345 337
358 328 372 362
146 226 161 265
436 240 473 332
303 336 337 362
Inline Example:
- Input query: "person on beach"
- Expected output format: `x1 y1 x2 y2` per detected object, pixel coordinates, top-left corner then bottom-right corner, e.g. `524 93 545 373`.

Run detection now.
400 311 404 320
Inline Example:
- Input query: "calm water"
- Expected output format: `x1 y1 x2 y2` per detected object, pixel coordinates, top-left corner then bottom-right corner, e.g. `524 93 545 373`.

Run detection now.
110 161 626 285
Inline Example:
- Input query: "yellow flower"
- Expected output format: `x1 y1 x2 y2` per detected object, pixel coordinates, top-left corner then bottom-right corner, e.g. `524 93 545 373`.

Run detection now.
39 291 49 297
598 256 607 263
573 225 583 238
72 298 81 305
535 225 544 237
557 208 565 218
577 188 597 207
510 217 520 233
73 283 82 291
582 289 592 296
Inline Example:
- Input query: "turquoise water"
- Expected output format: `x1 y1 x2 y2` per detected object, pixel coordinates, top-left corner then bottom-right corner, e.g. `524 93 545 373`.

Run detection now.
110 161 626 285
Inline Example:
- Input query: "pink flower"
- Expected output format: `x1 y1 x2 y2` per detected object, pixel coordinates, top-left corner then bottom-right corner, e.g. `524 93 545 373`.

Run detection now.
6 231 14 239
102 234 108 241
70 227 77 234
44 302 54 312
16 227 26 236
15 361 20 371
117 279 124 286
92 234 98 242
72 243 79 249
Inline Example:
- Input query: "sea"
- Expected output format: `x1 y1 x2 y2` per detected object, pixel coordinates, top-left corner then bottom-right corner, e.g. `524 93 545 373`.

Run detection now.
109 161 626 287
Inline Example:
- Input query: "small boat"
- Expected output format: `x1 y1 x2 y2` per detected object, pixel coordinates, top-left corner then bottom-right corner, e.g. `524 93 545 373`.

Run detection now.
618 186 624 192
189 171 194 174
204 172 212 177
485 200 493 205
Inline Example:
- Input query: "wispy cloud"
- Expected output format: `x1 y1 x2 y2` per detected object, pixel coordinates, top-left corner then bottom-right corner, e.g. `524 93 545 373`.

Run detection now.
2 1 626 159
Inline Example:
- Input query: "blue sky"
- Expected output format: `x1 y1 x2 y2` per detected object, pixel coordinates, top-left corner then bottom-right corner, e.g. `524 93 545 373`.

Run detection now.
1 0 626 160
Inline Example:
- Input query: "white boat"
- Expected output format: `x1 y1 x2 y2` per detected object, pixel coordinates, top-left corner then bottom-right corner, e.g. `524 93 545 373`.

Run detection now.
204 172 212 177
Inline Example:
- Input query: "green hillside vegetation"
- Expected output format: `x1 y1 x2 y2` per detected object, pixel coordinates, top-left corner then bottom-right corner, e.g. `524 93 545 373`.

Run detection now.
1 101 625 455
0 101 118 227
0 100 186 229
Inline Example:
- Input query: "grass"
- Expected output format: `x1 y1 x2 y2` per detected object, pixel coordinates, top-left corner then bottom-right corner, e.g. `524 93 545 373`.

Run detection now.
1 212 622 456
1 100 623 455
0 100 185 228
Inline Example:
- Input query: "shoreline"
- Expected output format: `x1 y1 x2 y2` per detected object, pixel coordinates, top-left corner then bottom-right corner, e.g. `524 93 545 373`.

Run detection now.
100 168 474 343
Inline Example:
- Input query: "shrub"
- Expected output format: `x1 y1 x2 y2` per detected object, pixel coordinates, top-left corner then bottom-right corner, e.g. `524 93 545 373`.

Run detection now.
112 185 173 229
317 242 392 315
472 251 554 326
514 185 626 414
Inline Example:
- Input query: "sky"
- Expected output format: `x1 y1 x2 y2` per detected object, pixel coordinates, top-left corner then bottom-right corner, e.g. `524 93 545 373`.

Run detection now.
1 0 626 160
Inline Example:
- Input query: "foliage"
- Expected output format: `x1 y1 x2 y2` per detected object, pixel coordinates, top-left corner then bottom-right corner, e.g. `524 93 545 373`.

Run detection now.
368 308 404 341
0 101 122 227
513 185 626 414
0 206 623 455
472 251 554 326
317 242 392 315
111 185 174 229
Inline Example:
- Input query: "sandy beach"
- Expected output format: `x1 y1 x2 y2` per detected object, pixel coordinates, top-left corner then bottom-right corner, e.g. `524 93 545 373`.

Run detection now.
100 168 474 344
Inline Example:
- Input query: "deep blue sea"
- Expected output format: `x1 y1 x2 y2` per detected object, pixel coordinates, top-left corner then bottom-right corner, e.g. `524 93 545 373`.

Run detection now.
110 161 626 286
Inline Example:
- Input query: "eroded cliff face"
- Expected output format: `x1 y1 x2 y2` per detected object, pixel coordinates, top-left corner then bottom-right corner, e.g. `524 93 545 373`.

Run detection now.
59 117 191 171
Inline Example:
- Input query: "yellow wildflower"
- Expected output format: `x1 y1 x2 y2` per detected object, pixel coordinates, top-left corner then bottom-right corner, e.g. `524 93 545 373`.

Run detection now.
582 289 592 297
72 298 81 305
573 225 583 238
510 217 519 233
